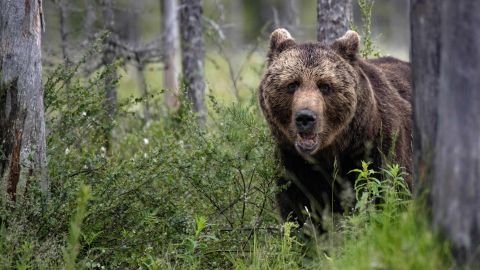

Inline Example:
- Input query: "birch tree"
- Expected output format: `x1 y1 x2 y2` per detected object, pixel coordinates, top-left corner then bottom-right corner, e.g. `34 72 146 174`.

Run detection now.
0 0 48 199
162 0 181 110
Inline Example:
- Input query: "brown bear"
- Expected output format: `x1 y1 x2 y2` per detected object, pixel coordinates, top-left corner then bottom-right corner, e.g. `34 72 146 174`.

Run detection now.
259 29 412 228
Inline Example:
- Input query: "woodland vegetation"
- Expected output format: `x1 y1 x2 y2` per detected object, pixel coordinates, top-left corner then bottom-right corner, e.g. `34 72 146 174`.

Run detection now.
0 0 478 269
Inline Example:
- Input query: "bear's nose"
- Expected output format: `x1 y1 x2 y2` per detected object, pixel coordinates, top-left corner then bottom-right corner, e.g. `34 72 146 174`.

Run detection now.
295 109 316 132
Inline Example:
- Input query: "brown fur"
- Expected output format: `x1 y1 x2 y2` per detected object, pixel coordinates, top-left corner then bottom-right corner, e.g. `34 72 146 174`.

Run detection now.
259 29 412 228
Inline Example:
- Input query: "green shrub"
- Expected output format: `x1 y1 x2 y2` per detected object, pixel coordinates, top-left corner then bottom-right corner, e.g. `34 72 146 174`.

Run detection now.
1 44 280 268
352 0 381 58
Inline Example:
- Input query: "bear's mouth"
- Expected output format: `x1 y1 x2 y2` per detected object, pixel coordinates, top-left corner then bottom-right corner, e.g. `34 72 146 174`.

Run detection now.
295 132 319 154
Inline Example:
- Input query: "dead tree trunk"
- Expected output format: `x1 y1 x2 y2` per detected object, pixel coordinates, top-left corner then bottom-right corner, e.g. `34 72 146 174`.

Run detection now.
162 0 181 110
411 0 480 266
180 0 206 125
0 0 48 199
316 0 353 43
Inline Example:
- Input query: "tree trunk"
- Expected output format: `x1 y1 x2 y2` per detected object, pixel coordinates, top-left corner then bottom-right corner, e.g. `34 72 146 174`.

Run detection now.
162 0 181 110
410 0 441 193
101 0 118 149
135 63 151 123
57 0 71 66
412 0 480 266
115 3 151 123
0 0 48 200
83 0 96 41
316 0 353 43
180 0 206 125
276 0 299 33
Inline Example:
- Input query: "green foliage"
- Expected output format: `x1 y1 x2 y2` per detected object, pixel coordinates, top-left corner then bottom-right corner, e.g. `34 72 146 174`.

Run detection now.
233 222 303 270
326 165 450 270
0 44 281 268
235 164 452 270
64 185 92 270
353 0 381 58
350 161 381 211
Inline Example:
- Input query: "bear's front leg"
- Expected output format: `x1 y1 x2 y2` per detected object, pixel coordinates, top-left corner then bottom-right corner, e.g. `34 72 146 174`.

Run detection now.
276 176 310 225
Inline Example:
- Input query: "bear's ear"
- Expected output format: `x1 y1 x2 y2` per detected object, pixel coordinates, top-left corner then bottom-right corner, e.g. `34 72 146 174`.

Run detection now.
331 30 360 61
267 28 296 63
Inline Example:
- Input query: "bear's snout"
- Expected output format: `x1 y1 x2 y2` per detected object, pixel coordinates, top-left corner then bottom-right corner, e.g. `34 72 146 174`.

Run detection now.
295 109 317 132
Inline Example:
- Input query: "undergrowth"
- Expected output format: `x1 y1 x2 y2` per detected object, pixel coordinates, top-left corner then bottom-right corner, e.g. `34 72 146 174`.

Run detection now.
353 0 381 58
0 3 452 268
231 162 452 270
0 47 452 269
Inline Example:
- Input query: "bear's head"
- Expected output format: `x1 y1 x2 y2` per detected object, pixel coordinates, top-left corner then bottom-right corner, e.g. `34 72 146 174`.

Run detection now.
260 29 361 156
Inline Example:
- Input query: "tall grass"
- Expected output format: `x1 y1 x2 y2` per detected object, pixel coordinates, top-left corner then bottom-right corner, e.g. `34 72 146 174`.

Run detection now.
63 185 92 270
231 163 452 270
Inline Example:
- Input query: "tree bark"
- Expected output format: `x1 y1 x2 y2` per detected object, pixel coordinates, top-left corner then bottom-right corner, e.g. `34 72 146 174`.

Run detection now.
180 0 206 125
0 0 48 200
410 0 441 193
412 0 480 266
162 0 181 110
316 0 353 43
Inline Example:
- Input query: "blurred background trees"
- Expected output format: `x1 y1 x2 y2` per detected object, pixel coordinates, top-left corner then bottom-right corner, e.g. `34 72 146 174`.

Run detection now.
42 0 410 118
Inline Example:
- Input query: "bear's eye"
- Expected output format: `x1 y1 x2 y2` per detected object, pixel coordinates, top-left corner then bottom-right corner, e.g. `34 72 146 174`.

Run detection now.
286 82 299 93
318 83 331 94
